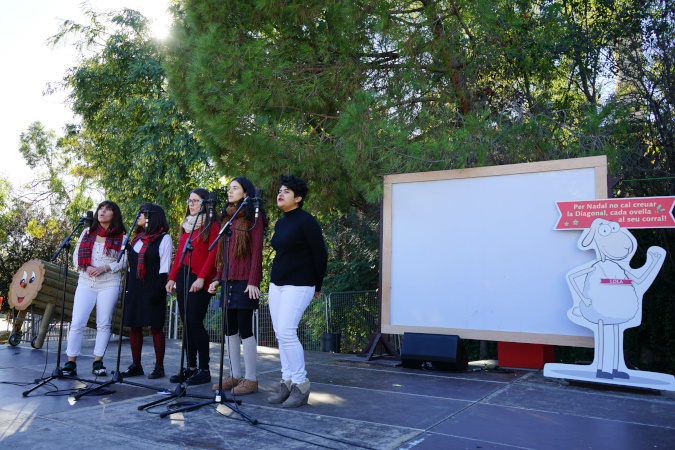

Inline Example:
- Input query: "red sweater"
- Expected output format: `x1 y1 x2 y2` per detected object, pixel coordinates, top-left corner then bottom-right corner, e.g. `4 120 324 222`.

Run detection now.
216 216 264 287
169 223 219 282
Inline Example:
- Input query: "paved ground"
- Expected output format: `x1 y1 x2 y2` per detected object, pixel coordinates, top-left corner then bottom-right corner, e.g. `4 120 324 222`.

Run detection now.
0 333 674 449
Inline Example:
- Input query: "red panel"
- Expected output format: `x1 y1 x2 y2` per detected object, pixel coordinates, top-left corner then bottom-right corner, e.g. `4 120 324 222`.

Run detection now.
498 341 555 369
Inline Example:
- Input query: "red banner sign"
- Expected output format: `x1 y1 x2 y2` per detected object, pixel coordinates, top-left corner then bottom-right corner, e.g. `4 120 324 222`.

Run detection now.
555 197 675 230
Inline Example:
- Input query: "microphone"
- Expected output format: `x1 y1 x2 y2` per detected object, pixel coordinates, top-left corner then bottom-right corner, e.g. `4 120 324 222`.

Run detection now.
203 191 220 222
117 209 141 263
253 189 263 220
209 191 217 221
84 211 94 228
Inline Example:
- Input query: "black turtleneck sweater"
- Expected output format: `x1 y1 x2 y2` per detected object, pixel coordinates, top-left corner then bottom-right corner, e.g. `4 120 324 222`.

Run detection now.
270 208 328 292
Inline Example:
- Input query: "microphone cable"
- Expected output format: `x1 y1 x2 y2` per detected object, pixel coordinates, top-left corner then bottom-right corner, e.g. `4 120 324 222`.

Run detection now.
211 405 379 450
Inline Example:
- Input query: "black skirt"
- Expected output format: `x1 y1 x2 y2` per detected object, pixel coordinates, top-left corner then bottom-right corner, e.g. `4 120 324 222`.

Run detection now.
219 280 259 310
123 243 168 329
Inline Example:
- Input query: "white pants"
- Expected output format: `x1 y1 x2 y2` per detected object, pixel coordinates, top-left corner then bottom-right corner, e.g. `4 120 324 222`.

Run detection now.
66 284 121 358
268 283 314 384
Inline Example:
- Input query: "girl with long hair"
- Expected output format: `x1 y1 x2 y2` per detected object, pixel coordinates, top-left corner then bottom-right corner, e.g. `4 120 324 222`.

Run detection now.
62 200 126 377
166 188 219 385
208 177 267 395
121 203 172 379
267 175 327 408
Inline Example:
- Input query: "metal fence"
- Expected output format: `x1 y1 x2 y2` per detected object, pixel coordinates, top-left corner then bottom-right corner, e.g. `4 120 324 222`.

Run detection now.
167 291 381 353
8 290 387 355
327 291 380 353
6 309 98 346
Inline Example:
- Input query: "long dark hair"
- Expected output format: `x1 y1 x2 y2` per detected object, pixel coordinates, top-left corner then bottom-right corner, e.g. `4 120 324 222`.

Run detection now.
135 203 169 235
89 200 126 235
216 177 268 268
178 188 212 243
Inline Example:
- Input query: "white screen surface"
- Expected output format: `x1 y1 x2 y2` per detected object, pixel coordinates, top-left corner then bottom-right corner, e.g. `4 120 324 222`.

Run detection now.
385 160 606 344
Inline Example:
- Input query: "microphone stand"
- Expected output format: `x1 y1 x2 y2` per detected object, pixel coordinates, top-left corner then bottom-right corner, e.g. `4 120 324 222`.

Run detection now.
160 199 257 424
138 207 216 411
73 210 167 400
23 216 107 396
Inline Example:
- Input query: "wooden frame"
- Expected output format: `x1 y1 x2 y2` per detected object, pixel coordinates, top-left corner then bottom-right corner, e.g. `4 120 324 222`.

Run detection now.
381 156 608 347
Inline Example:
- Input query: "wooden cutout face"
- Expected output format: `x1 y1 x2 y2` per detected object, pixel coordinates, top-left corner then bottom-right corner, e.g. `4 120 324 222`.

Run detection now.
8 259 45 310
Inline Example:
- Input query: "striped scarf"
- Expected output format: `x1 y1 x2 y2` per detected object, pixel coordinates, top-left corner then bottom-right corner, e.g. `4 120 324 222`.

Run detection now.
77 225 123 270
181 214 206 233
130 232 164 280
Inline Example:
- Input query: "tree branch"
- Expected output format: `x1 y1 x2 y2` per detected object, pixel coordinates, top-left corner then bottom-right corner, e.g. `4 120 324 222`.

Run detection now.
378 96 437 110
262 105 339 120
369 62 467 72
448 0 474 40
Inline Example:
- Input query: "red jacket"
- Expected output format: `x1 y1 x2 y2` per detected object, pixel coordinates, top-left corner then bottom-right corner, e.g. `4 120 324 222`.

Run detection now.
169 223 219 282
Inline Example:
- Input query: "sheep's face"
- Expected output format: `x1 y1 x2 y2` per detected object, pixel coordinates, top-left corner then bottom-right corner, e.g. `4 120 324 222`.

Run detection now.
595 223 634 261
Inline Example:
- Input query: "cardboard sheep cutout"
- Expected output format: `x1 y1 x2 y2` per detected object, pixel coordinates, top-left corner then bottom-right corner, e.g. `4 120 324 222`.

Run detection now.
544 218 674 390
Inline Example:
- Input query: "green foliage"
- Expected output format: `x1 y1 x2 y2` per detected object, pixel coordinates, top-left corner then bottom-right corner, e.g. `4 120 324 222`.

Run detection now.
0 196 69 313
0 177 10 243
48 7 220 226
165 0 624 216
321 211 379 292
328 291 380 353
18 121 94 223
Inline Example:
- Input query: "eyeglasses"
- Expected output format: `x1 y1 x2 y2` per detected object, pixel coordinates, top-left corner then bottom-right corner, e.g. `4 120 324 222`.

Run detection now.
186 199 201 205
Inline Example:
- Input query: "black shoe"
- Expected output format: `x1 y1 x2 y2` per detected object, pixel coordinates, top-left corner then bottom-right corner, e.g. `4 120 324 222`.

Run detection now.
92 360 107 376
186 368 211 386
62 361 77 376
148 365 165 379
122 363 144 377
169 367 197 383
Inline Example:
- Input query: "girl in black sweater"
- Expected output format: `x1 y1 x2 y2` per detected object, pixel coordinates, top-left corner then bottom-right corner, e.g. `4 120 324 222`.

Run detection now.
267 175 327 408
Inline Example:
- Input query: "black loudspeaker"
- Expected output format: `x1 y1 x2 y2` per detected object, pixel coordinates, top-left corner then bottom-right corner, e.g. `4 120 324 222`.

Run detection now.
401 333 469 371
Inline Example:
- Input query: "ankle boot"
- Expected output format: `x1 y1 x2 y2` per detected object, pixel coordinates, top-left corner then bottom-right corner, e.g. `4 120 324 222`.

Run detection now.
212 375 238 390
282 379 310 408
232 378 258 395
267 379 292 404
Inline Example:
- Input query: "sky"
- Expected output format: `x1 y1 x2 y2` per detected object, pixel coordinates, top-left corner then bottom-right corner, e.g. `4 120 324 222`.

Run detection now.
0 0 172 192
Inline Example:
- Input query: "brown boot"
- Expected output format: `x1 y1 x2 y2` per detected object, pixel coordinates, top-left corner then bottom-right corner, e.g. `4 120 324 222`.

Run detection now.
212 375 238 390
282 379 310 408
232 378 258 395
267 379 291 404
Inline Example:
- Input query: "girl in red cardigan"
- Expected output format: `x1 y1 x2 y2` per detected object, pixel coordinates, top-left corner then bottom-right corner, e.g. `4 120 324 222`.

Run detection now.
208 177 268 395
165 188 218 385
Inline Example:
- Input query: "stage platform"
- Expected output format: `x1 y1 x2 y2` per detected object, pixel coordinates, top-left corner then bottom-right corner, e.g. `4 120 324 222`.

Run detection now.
1 336 674 449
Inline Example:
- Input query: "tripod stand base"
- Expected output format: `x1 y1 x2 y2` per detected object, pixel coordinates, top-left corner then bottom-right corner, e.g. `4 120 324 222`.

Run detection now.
358 333 401 361
73 369 168 400
22 369 108 397
137 382 213 410
158 391 252 423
